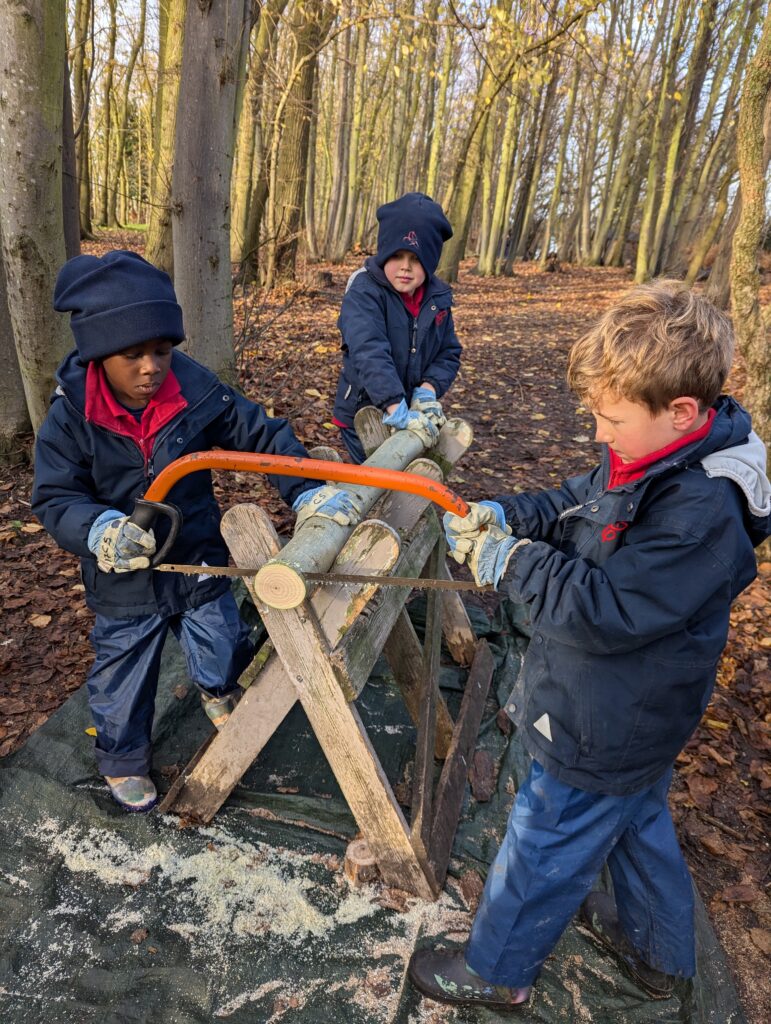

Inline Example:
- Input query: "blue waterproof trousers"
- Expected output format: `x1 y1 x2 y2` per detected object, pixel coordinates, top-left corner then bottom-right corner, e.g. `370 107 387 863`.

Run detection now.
86 591 253 777
465 760 695 987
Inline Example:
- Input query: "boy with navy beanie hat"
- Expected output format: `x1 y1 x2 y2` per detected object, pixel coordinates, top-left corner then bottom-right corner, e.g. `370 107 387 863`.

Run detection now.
332 192 461 462
33 250 362 812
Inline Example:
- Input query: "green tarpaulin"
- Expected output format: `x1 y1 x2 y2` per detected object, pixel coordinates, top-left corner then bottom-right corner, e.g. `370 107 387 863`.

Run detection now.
0 593 746 1023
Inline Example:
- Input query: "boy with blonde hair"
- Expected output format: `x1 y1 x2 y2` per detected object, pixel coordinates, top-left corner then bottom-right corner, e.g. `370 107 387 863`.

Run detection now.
409 281 770 1010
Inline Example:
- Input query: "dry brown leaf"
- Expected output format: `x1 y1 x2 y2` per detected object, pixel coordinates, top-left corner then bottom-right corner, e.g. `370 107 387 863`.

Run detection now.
749 928 771 956
28 613 52 628
699 833 728 858
20 523 44 534
717 884 760 904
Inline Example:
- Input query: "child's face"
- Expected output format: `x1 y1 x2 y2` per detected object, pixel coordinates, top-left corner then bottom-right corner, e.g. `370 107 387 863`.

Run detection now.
101 338 174 409
591 393 705 464
383 250 426 295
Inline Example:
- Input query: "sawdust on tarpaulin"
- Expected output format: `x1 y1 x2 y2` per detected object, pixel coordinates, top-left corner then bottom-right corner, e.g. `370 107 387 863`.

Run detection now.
12 813 475 1022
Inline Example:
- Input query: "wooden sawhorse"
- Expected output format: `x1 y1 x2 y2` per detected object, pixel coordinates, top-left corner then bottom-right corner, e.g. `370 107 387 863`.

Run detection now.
160 422 493 899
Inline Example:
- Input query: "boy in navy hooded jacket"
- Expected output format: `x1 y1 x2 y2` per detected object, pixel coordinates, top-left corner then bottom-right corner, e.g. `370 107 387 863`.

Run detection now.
409 280 770 1010
32 251 361 812
332 192 462 462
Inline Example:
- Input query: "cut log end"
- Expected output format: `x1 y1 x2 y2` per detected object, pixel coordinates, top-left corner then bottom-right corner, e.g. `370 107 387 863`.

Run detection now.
254 561 308 609
344 838 379 886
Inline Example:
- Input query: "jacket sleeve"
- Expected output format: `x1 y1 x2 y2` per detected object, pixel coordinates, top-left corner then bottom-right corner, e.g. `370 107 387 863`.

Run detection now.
496 468 598 543
503 518 742 655
338 279 406 409
31 403 112 558
205 388 316 506
421 310 461 398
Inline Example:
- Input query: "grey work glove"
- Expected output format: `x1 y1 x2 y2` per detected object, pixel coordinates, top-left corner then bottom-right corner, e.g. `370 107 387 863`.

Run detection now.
410 386 446 430
87 509 156 573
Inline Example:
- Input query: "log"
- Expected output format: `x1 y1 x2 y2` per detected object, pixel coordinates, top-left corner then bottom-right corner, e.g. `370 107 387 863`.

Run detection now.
344 838 379 886
354 406 391 457
435 559 477 667
254 416 471 609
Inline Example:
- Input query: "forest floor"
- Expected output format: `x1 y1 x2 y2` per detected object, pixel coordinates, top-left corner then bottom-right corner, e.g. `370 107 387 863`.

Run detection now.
0 231 769 1022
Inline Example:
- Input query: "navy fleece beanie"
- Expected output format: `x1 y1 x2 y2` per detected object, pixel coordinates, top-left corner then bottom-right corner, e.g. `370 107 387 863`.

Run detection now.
375 192 453 277
53 250 185 362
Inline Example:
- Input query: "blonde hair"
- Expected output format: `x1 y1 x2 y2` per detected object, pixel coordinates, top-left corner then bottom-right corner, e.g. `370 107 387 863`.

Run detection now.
567 280 734 412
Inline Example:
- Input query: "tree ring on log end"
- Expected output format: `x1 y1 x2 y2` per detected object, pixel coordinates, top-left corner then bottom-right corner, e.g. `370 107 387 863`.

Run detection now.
254 561 307 609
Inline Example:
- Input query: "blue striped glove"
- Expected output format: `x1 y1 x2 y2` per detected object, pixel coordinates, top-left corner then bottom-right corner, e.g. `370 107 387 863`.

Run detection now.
87 509 156 573
292 485 363 529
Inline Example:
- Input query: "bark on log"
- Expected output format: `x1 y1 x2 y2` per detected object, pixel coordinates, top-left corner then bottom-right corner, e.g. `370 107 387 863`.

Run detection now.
254 417 471 608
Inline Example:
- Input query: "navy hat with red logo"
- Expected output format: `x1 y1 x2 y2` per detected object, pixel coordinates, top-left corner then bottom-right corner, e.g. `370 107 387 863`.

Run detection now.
374 192 453 278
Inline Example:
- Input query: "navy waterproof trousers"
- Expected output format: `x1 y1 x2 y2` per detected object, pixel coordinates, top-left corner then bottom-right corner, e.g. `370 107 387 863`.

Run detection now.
465 760 695 987
86 591 253 777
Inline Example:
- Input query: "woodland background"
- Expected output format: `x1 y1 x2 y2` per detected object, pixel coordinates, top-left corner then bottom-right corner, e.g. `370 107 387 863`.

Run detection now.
0 1 770 1021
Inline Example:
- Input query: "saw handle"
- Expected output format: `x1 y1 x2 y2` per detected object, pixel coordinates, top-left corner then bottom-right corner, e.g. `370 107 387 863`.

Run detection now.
128 498 182 569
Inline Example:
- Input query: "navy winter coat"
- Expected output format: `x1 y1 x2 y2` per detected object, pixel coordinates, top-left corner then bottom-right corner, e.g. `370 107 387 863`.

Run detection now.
499 397 770 796
32 349 315 619
332 258 461 426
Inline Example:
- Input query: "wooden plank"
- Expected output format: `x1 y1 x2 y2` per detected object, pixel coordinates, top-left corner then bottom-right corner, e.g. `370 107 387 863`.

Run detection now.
409 539 443 862
331 512 440 694
428 639 495 888
436 559 478 667
223 504 439 898
157 731 217 814
383 610 454 759
167 516 398 822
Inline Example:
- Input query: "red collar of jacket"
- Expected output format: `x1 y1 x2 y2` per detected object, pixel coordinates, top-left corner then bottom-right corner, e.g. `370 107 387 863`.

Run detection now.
608 408 716 489
401 284 425 319
85 362 188 462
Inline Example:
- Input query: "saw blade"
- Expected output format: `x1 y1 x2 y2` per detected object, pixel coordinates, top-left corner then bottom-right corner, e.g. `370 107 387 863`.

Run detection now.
155 563 491 592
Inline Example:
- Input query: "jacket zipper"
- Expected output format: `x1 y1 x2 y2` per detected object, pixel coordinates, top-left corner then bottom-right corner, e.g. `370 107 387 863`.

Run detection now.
411 317 418 354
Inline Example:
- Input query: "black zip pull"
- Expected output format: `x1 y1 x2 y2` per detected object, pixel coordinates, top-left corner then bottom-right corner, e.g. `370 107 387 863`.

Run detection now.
411 318 417 353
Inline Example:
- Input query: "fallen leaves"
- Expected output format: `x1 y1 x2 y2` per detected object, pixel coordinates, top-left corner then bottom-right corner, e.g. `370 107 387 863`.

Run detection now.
28 614 52 628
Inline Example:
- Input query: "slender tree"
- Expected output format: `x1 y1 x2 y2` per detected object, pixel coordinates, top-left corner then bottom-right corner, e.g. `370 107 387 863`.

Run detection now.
171 0 251 380
0 0 72 432
730 6 771 451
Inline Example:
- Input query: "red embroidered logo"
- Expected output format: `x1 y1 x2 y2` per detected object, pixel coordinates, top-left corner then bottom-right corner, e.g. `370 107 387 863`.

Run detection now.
403 231 419 248
435 310 447 326
601 521 629 542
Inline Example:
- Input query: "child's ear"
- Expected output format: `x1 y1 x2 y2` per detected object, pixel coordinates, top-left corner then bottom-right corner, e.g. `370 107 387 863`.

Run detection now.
669 396 701 431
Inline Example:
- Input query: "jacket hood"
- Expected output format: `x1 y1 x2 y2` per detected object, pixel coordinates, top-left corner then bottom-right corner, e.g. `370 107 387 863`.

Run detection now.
701 430 771 518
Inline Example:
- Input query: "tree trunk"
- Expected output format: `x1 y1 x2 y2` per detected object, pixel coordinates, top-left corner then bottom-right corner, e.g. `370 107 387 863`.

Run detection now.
97 0 118 226
264 0 333 288
146 0 186 276
106 0 147 228
0 240 31 454
0 0 72 433
707 93 771 309
730 8 771 449
62 54 81 259
171 0 251 382
71 0 95 239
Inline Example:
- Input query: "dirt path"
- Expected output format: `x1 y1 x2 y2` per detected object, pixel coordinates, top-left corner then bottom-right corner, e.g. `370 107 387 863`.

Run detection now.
0 236 768 1021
